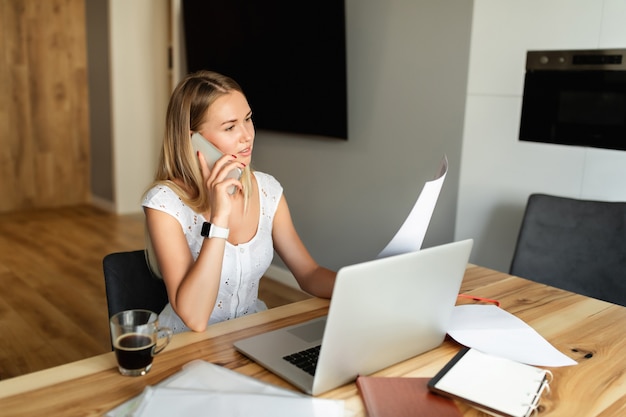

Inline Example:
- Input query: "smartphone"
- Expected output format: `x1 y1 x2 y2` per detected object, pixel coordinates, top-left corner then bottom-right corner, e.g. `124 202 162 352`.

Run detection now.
191 132 242 194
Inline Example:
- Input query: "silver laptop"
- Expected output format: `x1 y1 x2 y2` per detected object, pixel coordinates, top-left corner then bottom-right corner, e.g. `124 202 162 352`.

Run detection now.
234 239 473 396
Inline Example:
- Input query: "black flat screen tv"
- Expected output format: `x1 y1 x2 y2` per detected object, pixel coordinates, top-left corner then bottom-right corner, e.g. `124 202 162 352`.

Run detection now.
182 0 348 140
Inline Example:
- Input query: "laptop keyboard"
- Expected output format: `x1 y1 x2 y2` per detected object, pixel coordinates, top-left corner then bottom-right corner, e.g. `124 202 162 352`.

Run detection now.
282 345 321 376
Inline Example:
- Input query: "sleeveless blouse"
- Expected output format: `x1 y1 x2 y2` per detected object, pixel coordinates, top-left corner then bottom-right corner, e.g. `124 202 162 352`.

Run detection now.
142 171 282 333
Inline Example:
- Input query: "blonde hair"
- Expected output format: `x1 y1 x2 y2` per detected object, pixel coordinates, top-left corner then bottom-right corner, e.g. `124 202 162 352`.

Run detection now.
148 70 253 213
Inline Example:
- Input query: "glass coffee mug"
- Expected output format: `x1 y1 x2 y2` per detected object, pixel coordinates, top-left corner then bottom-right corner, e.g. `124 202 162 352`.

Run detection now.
110 309 173 376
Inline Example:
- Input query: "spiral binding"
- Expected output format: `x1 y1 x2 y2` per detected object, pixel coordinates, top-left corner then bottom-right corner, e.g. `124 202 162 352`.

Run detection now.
524 370 553 417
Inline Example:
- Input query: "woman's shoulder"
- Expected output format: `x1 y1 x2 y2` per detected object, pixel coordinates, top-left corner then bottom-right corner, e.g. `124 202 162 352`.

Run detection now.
143 183 199 226
254 171 283 194
143 183 189 213
144 183 177 203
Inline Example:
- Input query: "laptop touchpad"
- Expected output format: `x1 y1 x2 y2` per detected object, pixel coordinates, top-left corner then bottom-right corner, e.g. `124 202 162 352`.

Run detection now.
287 319 326 343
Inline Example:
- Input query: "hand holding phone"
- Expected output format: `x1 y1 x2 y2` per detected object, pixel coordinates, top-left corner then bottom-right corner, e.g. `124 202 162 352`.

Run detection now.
191 132 242 195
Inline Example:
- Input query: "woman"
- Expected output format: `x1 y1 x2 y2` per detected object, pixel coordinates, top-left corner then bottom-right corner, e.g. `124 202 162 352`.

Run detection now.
143 70 336 333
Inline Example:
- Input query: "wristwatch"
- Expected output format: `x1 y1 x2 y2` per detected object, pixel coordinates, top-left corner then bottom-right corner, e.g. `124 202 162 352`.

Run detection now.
201 222 229 239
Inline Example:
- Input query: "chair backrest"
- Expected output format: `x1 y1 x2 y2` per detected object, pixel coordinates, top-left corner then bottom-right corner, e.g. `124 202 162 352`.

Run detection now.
103 250 169 319
510 193 626 306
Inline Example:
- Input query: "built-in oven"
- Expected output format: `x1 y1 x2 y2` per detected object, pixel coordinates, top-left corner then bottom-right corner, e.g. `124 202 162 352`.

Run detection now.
519 49 626 151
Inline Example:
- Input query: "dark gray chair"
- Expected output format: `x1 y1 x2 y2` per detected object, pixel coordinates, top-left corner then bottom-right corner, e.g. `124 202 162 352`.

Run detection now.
103 250 169 320
509 193 626 306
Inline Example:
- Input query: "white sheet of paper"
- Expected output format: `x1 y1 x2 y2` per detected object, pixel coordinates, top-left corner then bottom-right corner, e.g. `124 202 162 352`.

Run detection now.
106 360 346 417
377 155 448 258
134 389 344 417
163 359 303 396
447 305 577 367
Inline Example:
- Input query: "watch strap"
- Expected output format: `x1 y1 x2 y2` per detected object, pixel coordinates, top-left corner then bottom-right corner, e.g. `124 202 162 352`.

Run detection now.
201 222 229 239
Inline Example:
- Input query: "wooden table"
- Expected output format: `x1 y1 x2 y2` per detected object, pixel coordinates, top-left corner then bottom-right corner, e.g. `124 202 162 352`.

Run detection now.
1 265 625 416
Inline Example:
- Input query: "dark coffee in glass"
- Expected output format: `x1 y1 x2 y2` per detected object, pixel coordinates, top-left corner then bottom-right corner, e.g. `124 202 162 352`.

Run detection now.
114 333 156 372
109 310 172 376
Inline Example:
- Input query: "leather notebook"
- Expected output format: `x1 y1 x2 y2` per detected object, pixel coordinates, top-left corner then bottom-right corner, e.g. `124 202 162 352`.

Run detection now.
356 376 462 417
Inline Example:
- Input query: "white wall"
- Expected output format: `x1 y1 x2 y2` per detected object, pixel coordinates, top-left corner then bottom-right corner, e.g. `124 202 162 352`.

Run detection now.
456 0 626 272
251 1 473 271
109 0 170 214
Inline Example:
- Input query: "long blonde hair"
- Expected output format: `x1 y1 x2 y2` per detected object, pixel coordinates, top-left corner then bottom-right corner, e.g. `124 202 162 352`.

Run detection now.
149 70 253 213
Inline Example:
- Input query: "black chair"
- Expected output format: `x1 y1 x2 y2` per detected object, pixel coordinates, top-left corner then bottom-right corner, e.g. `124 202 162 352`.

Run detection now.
103 250 169 320
510 193 626 306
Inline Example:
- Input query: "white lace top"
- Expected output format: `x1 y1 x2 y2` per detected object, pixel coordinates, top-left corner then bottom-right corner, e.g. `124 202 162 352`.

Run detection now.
142 171 282 333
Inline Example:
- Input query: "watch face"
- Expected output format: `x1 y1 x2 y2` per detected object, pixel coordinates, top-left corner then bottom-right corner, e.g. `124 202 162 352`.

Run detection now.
201 222 229 239
201 222 211 237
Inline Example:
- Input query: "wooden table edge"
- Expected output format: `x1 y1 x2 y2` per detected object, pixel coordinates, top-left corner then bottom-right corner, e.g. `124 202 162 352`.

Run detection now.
0 297 330 399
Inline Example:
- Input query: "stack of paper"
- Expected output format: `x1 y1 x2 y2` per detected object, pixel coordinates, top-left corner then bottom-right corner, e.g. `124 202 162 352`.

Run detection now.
106 360 345 417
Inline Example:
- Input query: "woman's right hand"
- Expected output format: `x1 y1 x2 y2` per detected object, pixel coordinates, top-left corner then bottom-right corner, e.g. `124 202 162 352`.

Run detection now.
196 151 243 221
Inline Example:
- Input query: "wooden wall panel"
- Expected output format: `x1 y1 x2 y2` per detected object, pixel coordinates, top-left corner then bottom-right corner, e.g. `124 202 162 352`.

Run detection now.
0 0 90 212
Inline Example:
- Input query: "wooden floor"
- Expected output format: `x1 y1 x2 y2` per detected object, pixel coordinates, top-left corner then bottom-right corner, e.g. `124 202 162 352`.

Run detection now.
0 205 310 380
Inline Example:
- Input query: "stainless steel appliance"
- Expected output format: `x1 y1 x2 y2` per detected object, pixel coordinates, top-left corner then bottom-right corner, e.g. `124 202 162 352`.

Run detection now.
519 49 626 151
